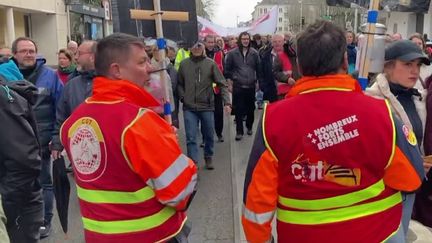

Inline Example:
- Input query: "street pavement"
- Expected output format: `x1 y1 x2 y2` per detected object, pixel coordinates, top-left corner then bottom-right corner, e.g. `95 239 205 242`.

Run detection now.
42 110 432 243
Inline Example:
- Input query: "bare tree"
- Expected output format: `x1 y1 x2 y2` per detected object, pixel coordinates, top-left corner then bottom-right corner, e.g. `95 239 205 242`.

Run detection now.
196 0 216 19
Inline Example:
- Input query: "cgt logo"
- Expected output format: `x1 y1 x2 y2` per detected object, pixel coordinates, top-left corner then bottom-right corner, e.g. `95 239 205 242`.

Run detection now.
292 161 324 182
290 154 361 186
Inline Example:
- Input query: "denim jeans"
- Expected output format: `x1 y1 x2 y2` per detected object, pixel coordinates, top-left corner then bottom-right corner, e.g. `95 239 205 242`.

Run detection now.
184 110 214 164
385 224 405 243
38 148 54 225
401 193 415 236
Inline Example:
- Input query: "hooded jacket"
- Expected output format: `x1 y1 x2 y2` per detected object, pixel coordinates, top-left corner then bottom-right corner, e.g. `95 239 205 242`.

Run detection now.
0 59 42 213
13 57 63 149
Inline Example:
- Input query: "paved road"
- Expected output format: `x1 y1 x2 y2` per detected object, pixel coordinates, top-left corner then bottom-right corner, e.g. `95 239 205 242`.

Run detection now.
42 110 432 243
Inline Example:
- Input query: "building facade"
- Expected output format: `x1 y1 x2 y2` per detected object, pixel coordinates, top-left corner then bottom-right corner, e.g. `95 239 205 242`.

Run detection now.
252 0 354 34
0 0 112 65
252 0 432 38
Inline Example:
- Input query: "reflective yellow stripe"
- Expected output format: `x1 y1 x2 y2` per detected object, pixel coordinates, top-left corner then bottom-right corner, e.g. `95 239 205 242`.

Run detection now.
279 180 385 210
82 207 176 234
277 192 401 225
384 100 396 169
77 185 155 204
299 87 352 94
262 103 278 160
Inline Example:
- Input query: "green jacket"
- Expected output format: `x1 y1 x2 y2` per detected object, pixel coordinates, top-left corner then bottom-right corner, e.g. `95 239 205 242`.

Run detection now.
177 56 230 111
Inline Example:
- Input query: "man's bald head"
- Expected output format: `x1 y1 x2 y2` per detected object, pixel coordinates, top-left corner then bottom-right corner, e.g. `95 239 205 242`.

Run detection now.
67 41 78 54
272 34 284 52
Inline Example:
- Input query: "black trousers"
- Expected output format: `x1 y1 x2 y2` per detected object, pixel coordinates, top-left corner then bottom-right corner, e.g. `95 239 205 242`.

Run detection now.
214 93 224 137
172 91 180 128
3 202 43 243
263 87 277 103
233 87 255 134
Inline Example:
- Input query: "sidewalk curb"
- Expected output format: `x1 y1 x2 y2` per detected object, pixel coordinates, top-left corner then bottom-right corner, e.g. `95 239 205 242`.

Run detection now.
229 114 242 243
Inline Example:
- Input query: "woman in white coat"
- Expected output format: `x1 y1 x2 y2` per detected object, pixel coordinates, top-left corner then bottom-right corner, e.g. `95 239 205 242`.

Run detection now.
366 40 429 237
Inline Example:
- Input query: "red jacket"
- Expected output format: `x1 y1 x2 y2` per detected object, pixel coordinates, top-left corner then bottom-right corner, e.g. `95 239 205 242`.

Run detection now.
242 74 424 243
61 77 197 242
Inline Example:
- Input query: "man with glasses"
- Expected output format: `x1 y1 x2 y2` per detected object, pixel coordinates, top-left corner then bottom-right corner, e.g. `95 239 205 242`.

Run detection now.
11 37 63 239
51 41 97 167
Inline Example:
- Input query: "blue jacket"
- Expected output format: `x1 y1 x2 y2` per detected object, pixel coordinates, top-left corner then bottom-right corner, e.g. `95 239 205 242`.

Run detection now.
16 57 63 148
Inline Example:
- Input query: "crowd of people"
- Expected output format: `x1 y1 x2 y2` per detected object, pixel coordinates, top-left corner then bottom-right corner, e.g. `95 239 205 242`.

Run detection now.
0 19 431 243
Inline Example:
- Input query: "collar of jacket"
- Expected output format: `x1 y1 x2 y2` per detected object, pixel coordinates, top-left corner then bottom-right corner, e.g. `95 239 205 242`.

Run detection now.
0 59 24 81
366 73 427 137
89 76 160 108
287 74 362 97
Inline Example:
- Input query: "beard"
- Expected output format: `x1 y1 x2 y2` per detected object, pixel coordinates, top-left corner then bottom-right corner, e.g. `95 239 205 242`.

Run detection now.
20 59 36 69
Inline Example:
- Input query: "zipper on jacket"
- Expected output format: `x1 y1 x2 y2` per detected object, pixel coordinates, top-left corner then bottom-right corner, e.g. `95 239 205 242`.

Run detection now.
1 85 14 102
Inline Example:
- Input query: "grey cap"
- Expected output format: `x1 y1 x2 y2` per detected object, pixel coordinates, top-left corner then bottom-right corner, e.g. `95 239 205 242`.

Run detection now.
385 40 430 65
191 40 204 49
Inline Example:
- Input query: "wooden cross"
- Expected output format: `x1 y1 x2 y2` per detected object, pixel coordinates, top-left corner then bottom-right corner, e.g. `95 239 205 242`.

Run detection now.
130 0 190 124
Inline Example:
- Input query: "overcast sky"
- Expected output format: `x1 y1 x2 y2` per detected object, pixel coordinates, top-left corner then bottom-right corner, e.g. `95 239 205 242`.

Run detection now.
213 0 257 27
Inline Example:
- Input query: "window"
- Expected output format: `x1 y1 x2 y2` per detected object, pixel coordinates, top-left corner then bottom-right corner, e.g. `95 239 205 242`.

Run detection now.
279 17 283 22
278 27 282 31
284 27 289 31
24 15 31 37
260 8 263 14
279 8 283 13
264 8 267 13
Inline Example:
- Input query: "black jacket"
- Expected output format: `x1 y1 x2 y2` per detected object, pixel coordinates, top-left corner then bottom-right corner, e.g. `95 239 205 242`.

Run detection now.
224 47 262 89
0 76 42 212
12 58 63 149
51 71 95 150
258 45 277 102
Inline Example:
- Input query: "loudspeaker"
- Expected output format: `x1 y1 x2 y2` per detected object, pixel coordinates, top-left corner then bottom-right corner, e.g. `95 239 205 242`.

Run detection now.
111 0 198 46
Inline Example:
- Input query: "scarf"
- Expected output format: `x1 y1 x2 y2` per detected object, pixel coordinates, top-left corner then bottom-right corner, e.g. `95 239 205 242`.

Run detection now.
58 64 77 74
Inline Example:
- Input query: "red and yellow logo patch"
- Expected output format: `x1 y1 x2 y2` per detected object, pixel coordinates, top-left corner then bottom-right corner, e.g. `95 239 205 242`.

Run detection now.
402 125 417 146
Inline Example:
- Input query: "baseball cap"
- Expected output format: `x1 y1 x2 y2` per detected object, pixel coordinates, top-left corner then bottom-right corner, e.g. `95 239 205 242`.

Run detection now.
191 40 204 49
385 40 430 65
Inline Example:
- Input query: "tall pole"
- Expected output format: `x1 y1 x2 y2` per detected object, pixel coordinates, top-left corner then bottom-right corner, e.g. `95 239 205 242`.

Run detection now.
358 0 380 90
153 0 172 124
66 5 71 40
6 8 15 46
354 8 358 33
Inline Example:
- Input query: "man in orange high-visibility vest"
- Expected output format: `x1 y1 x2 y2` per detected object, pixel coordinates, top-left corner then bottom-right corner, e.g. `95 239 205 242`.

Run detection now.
61 33 197 243
242 21 425 243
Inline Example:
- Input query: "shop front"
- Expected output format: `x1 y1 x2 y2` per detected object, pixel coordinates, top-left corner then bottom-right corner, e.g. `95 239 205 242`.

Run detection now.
69 4 106 44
